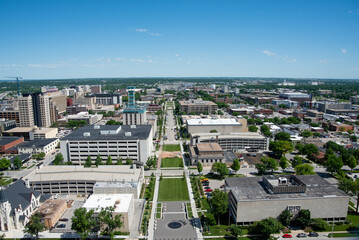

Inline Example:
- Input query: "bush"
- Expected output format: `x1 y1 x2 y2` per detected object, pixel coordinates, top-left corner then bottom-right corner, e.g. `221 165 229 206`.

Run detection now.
310 218 330 231
205 212 217 226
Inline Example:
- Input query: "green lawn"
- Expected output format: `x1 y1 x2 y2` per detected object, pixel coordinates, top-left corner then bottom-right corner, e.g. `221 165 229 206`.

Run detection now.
163 144 181 151
332 213 359 231
332 233 359 238
158 178 190 201
161 157 183 168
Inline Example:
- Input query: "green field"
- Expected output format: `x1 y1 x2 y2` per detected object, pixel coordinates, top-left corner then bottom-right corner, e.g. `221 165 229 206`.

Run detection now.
163 144 181 151
161 157 183 168
158 178 190 201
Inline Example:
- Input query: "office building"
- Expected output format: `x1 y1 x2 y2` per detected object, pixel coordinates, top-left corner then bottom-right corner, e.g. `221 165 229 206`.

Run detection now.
0 136 24 154
186 118 248 135
94 93 122 106
91 85 102 94
226 175 349 225
18 95 35 127
179 99 218 114
38 199 67 229
191 132 269 152
0 110 19 125
279 92 311 103
123 86 147 125
17 138 59 155
0 119 16 134
3 127 34 141
60 124 153 164
66 112 103 125
350 96 359 104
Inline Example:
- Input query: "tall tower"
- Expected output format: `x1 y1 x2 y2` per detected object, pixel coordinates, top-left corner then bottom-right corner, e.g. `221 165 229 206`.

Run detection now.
127 86 136 108
18 95 35 127
123 86 146 125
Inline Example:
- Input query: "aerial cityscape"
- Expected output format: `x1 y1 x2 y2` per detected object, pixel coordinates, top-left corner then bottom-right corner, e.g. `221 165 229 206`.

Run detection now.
1 1 359 240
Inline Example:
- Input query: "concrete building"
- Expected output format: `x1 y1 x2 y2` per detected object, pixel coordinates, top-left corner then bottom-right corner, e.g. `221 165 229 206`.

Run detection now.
0 110 19 125
0 119 16 134
41 86 58 93
66 105 89 115
90 85 102 94
272 99 298 108
83 194 134 232
0 180 41 231
188 142 236 166
3 127 34 141
32 127 58 139
18 95 35 127
179 99 218 114
187 118 248 135
66 112 103 125
226 175 349 225
94 93 122 106
38 199 67 229
27 165 144 198
74 95 96 110
350 96 359 104
191 132 269 152
60 124 153 164
123 86 147 125
0 136 24 154
17 138 59 155
279 92 311 103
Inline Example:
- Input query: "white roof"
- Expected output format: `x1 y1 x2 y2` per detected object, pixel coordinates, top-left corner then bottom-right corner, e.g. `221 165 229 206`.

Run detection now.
83 194 133 213
187 118 241 126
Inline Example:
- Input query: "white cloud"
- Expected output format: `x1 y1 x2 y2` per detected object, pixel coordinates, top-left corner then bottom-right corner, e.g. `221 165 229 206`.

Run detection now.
287 59 297 63
341 48 347 54
27 63 57 68
114 58 127 62
262 50 276 56
147 60 153 63
135 28 162 37
319 59 329 64
175 53 179 57
129 59 145 63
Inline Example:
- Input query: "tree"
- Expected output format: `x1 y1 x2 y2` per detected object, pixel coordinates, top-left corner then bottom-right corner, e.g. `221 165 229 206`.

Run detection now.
248 125 258 132
338 177 359 212
71 208 94 240
98 207 123 239
126 158 133 165
261 156 278 172
0 158 11 170
210 189 228 225
295 209 311 228
278 209 292 226
197 162 203 175
348 155 357 170
95 155 103 166
326 154 343 173
310 218 329 231
24 212 46 240
211 162 229 179
85 156 92 167
231 159 240 173
275 132 291 141
292 156 303 168
350 135 358 142
249 217 283 237
210 129 218 133
300 130 313 138
229 224 242 238
261 125 272 137
13 156 22 169
279 156 288 170
269 141 293 157
256 164 266 175
116 158 123 165
301 144 319 159
106 156 113 165
295 164 315 175
53 153 64 165
38 152 45 160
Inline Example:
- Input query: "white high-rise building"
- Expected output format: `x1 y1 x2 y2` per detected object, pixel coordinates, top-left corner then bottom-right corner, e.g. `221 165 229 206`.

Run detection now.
18 95 35 127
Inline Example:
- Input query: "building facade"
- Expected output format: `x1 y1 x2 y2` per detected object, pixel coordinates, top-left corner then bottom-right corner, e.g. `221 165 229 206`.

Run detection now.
179 99 218 114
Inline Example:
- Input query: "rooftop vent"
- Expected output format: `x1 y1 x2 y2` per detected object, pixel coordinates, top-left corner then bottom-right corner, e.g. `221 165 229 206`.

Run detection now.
278 177 288 185
130 125 136 129
83 132 91 137
94 125 100 129
125 132 132 137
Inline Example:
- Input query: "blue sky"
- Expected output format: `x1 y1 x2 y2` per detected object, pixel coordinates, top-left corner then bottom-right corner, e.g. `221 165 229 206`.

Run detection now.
0 0 359 79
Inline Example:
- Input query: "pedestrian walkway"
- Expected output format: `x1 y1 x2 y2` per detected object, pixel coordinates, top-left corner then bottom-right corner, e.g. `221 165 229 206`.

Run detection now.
148 174 160 240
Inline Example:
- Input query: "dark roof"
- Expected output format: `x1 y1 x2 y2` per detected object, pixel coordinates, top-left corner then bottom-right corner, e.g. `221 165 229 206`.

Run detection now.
225 175 348 201
0 136 22 146
0 180 41 214
9 154 32 163
93 93 121 97
62 125 152 141
17 138 58 149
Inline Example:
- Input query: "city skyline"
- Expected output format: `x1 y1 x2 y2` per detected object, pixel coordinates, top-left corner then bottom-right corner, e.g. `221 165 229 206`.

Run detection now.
1 0 359 79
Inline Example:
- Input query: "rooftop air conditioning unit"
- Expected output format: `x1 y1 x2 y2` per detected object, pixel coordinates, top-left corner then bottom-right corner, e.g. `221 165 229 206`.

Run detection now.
125 132 132 137
83 132 91 137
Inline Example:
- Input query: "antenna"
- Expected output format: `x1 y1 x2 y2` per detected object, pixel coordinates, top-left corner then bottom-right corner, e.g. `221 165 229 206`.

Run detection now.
5 76 22 96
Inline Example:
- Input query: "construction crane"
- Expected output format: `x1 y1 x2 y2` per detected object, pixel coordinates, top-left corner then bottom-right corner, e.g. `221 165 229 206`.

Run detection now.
4 76 22 96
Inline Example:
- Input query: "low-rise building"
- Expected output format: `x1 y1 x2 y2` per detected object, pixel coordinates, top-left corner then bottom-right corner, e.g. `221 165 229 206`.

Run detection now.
0 119 16 134
17 138 59 155
3 127 34 141
0 136 24 154
0 180 41 231
27 165 144 198
32 128 58 139
38 199 67 229
226 175 349 225
67 112 103 125
83 194 134 232
179 99 218 114
187 118 248 135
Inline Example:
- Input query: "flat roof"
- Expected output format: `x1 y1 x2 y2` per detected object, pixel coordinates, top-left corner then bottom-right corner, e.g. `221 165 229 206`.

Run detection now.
187 118 241 126
0 136 22 146
62 125 151 141
4 127 33 133
34 128 57 134
83 194 133 213
17 138 58 148
197 143 222 152
193 132 266 140
26 165 142 183
38 199 67 219
226 175 348 201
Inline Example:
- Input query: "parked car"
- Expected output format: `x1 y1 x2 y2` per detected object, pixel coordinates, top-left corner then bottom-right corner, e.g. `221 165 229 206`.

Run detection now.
282 234 292 238
204 188 213 192
201 178 209 183
308 232 319 237
297 233 307 238
59 218 69 222
56 224 66 228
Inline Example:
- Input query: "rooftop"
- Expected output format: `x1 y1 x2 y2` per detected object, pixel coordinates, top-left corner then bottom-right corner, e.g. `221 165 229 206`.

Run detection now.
4 127 34 133
187 118 241 126
17 138 58 148
83 194 133 213
38 199 67 219
192 132 266 139
0 136 23 146
226 175 348 201
62 124 151 141
197 142 222 152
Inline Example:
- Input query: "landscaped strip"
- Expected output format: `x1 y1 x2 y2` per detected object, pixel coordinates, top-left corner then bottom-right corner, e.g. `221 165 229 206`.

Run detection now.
158 178 190 201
